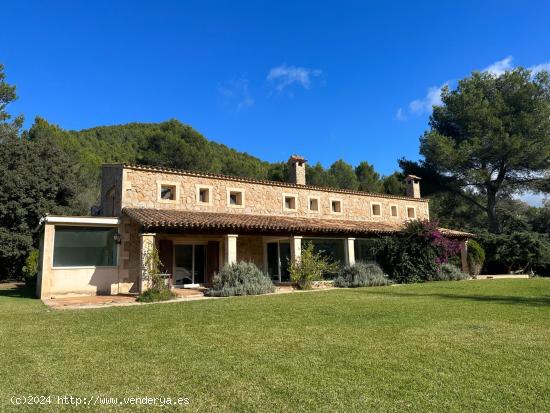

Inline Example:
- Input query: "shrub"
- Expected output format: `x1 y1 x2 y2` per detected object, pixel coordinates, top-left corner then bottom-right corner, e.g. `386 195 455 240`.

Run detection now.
431 263 469 281
22 249 39 289
373 220 462 284
289 242 339 290
478 231 550 275
334 261 391 288
136 287 175 302
467 239 485 277
207 261 275 297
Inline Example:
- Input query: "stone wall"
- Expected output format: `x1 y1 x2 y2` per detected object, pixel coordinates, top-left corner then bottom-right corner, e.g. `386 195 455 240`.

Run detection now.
100 165 123 216
119 216 141 293
237 235 264 269
119 167 429 222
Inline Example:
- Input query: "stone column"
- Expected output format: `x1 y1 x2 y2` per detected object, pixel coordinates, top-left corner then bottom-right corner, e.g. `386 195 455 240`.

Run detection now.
224 234 239 265
290 236 302 263
139 233 156 293
460 239 469 274
345 238 356 267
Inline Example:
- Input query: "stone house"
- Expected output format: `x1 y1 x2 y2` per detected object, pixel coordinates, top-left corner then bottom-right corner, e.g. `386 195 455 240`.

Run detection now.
37 156 470 298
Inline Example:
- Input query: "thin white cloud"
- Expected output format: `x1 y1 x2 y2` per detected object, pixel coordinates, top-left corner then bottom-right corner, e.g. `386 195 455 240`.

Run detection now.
397 56 550 121
529 61 550 75
395 107 406 121
482 56 514 76
218 77 254 110
267 64 322 92
408 82 448 115
483 56 550 76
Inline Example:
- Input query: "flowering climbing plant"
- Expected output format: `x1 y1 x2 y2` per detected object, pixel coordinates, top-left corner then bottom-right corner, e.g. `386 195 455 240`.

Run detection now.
410 220 462 265
373 219 463 284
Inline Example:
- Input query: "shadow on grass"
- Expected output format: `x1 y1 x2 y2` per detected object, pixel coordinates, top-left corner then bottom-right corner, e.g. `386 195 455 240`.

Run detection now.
0 282 37 299
368 290 550 307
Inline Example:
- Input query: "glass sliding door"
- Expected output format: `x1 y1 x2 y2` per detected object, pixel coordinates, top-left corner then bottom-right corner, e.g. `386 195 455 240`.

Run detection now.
266 240 291 282
173 244 206 286
279 242 290 281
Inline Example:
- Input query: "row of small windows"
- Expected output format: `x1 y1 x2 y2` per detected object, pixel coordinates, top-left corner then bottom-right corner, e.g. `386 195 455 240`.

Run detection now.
160 183 416 217
284 195 415 218
160 184 244 207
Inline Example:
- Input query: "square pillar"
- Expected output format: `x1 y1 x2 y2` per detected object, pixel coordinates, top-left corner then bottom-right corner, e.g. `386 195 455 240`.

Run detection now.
290 236 302 263
345 238 356 267
460 239 469 274
224 234 239 265
38 223 55 299
139 233 156 293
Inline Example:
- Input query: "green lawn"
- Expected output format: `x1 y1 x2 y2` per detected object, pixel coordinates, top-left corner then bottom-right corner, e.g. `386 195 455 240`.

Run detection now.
0 280 549 412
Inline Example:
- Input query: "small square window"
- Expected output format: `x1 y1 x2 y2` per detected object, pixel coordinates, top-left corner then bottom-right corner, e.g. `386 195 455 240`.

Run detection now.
284 196 296 210
198 187 210 204
390 205 398 217
228 190 244 207
160 185 176 200
309 198 319 212
407 207 416 219
372 203 381 216
331 200 342 213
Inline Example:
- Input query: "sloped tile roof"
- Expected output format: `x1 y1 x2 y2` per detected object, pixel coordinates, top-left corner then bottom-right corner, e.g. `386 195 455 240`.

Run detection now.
123 208 472 238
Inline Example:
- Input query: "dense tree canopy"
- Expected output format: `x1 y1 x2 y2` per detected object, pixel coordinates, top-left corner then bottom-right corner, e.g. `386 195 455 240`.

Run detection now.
0 128 79 278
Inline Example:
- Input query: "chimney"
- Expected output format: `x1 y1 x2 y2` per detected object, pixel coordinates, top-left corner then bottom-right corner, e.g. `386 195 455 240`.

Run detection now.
406 175 421 198
288 155 307 185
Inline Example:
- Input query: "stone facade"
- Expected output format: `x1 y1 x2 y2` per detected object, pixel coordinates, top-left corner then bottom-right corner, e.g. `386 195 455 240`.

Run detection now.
102 165 431 293
237 235 264 268
104 165 429 222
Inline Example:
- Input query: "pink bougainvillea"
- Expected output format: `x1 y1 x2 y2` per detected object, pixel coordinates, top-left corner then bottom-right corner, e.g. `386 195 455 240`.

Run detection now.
407 219 461 265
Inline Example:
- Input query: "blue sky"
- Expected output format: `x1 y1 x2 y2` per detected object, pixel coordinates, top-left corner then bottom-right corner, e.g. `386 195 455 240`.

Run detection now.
2 1 550 187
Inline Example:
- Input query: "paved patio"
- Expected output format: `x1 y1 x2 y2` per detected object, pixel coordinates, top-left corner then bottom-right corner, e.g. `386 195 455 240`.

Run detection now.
42 285 304 310
43 287 209 310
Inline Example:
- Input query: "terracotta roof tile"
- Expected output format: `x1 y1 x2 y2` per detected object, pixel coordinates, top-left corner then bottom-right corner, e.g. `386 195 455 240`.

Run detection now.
123 208 471 238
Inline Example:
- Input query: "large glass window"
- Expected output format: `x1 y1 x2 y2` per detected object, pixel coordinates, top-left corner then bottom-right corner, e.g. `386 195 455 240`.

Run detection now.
355 238 377 262
302 238 346 278
53 226 118 267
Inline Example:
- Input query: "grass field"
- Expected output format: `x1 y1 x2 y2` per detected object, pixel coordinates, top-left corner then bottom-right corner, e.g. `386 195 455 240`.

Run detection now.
0 279 549 412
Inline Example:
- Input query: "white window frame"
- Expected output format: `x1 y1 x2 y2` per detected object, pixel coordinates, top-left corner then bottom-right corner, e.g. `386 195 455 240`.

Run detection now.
282 193 298 212
406 206 417 219
157 181 180 203
307 196 320 213
196 185 213 205
227 188 245 208
371 202 382 217
330 198 343 215
390 204 399 218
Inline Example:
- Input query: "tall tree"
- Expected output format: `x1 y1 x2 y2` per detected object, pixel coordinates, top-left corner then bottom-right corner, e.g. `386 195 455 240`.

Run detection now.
0 63 21 128
401 68 550 233
306 162 336 187
0 65 79 279
328 159 359 190
355 161 383 192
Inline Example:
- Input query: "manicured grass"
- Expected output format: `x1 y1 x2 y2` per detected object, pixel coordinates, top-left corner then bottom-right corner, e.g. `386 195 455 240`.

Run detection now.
0 279 549 412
